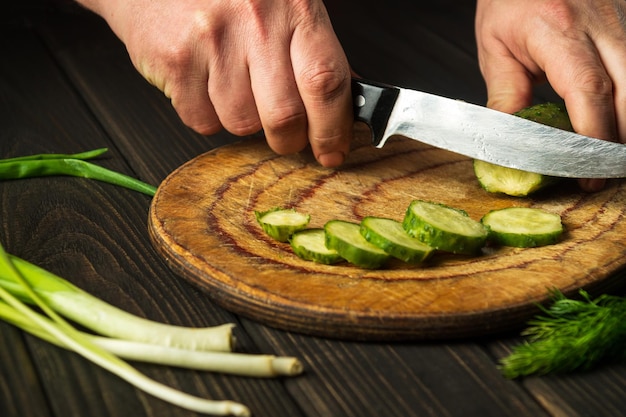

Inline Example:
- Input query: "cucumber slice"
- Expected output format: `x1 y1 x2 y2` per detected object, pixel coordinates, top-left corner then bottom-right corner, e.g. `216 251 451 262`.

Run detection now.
481 207 563 248
359 217 434 264
473 102 572 197
402 200 488 255
255 208 310 242
290 228 343 264
473 159 560 197
324 220 391 269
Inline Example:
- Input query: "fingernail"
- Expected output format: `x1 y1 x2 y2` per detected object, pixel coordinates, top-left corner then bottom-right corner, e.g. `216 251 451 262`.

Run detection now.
579 178 606 192
318 151 345 168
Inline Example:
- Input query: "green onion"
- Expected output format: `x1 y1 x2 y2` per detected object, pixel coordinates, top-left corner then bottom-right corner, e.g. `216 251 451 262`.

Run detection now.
0 149 157 196
0 148 108 162
1 255 235 352
0 243 251 416
0 300 302 377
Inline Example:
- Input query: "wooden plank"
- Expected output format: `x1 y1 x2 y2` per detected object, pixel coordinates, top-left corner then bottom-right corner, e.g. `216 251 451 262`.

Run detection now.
489 338 626 417
0 26 75 417
244 321 550 417
0 325 50 417
522 370 626 417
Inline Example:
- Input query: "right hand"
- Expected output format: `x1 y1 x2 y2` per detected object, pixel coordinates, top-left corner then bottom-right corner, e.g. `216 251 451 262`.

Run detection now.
475 0 626 191
81 0 354 167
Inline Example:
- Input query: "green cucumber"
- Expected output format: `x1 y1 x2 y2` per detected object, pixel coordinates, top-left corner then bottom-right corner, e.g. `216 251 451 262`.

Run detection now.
359 217 434 264
324 220 391 269
481 207 563 248
255 208 310 242
290 228 343 264
515 102 574 131
402 200 488 255
474 103 572 197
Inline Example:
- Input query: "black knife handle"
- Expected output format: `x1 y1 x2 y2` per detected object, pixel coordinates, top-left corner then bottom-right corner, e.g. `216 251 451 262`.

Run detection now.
351 78 400 147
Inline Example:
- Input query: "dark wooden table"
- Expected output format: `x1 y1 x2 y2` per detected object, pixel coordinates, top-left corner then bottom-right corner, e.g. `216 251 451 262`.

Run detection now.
2 2 625 417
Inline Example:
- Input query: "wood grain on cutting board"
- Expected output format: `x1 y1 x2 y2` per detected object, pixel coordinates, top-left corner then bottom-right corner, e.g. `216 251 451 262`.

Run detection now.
149 128 626 340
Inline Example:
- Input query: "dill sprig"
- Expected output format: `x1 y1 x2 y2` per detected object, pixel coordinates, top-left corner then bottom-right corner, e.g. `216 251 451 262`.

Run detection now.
500 289 626 379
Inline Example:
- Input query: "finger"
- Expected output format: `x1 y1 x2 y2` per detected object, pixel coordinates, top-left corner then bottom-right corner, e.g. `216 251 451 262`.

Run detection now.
543 37 616 192
574 29 626 189
248 42 310 156
485 58 535 114
135 47 223 136
291 20 353 168
166 62 223 135
549 50 617 142
592 12 626 144
208 59 263 137
477 38 535 113
562 58 616 192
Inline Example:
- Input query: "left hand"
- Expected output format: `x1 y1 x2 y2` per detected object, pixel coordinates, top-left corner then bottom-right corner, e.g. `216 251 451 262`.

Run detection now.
475 0 626 191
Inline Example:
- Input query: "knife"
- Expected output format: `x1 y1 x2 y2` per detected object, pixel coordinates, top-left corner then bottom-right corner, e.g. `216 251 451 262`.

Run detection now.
352 78 626 178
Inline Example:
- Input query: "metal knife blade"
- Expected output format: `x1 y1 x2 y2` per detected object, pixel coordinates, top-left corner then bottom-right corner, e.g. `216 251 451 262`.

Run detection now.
352 78 626 178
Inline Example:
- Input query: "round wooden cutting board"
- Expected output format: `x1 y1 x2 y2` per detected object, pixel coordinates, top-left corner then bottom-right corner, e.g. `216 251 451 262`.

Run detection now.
148 129 626 340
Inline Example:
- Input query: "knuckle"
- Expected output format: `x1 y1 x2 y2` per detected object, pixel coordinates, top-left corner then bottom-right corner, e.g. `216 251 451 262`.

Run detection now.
263 106 308 155
574 68 613 96
539 0 577 31
264 104 307 135
309 131 345 152
152 11 222 74
298 64 349 102
224 117 263 137
191 10 228 52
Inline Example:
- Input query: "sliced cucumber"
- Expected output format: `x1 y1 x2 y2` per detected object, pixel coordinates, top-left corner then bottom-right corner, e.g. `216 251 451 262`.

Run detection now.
402 200 488 255
474 102 572 197
473 160 560 197
481 207 563 248
255 208 310 242
290 228 343 264
359 217 434 264
324 220 391 269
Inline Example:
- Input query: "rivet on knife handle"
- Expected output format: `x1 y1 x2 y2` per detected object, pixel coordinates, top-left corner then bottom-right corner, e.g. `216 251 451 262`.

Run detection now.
352 79 400 147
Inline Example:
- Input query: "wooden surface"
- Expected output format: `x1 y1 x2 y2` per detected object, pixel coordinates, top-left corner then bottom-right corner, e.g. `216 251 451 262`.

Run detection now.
2 3 626 417
149 130 626 340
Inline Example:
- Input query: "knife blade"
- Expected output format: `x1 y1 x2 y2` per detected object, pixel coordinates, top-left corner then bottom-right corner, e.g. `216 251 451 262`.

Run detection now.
351 78 626 178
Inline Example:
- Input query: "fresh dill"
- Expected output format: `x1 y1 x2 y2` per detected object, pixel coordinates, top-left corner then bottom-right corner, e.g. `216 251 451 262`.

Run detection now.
500 289 626 379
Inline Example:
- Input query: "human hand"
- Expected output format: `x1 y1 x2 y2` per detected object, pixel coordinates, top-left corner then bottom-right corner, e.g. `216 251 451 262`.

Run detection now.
80 0 353 167
475 0 626 191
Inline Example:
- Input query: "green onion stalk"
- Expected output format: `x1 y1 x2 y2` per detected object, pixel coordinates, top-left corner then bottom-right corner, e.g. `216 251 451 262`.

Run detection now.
2 256 235 352
0 243 251 416
0 148 156 196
